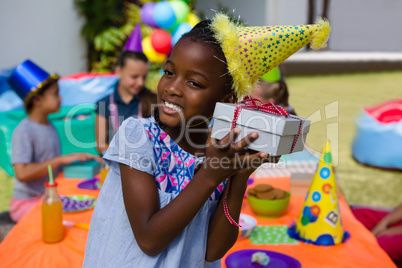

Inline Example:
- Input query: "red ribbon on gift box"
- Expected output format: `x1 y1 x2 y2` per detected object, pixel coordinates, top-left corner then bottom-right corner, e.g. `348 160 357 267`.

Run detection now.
223 96 303 227
231 96 302 154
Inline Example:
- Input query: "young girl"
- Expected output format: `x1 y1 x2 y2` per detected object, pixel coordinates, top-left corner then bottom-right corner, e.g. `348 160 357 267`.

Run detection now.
84 21 275 267
85 14 330 267
95 51 157 155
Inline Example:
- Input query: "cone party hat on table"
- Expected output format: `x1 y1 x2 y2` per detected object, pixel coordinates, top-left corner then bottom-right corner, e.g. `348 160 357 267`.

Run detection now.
288 140 349 245
210 13 331 98
7 59 59 106
124 23 143 52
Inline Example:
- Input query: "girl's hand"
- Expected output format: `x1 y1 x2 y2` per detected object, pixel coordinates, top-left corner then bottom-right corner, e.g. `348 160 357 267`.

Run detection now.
204 132 280 261
372 219 388 237
234 150 280 179
204 127 275 182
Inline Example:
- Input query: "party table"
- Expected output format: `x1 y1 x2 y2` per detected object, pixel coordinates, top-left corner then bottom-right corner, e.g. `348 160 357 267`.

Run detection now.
0 175 396 268
0 176 98 267
222 177 396 268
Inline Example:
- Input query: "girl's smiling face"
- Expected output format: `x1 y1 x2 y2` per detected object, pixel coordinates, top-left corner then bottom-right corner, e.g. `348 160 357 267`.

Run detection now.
116 58 149 96
157 37 232 128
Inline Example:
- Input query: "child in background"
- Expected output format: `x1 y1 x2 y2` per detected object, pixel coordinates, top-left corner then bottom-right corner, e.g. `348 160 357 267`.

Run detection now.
84 14 330 267
8 60 101 222
251 66 297 115
95 23 157 155
352 204 402 266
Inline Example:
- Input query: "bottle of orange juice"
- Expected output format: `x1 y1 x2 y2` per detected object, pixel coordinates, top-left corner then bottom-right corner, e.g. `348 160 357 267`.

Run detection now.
42 166 64 243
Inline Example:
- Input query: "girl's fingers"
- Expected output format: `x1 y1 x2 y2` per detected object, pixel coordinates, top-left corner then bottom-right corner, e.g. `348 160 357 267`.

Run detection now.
232 132 259 152
234 151 268 170
254 152 281 164
214 128 240 150
236 151 280 168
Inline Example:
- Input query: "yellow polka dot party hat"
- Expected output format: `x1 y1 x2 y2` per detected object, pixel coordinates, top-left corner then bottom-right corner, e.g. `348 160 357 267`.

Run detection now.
210 13 331 98
288 140 349 245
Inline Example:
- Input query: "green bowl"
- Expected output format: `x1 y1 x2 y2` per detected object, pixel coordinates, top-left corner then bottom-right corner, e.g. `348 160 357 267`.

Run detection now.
247 191 291 218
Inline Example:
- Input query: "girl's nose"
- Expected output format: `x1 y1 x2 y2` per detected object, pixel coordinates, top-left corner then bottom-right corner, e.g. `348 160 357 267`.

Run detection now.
165 79 183 97
138 77 146 88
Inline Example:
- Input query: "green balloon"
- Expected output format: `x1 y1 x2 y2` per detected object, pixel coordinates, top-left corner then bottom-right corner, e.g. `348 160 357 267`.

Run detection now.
170 1 190 25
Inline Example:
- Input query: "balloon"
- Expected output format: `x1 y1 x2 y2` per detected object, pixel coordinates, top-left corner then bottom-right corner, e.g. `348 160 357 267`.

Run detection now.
171 22 193 45
142 36 167 64
170 1 190 25
153 1 176 30
186 12 200 27
150 29 172 55
140 2 158 28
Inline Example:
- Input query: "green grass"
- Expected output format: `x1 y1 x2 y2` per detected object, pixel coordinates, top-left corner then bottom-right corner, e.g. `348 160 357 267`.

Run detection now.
288 71 402 208
1 71 402 211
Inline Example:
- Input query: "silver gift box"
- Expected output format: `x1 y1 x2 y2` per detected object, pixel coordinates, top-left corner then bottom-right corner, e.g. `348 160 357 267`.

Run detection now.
211 103 311 155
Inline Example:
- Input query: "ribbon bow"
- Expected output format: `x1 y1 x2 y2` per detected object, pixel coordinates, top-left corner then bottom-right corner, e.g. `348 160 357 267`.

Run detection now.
230 96 289 131
230 95 302 154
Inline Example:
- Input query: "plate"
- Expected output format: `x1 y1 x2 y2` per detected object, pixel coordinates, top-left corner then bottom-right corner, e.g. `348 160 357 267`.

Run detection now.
61 195 96 213
225 249 301 268
77 178 101 190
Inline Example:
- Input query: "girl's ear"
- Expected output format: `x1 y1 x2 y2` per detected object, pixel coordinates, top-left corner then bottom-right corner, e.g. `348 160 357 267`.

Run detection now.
115 66 122 79
32 95 43 107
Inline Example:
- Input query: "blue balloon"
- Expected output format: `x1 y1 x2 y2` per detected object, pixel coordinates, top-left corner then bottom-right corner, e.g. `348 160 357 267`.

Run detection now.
153 2 176 30
172 22 193 45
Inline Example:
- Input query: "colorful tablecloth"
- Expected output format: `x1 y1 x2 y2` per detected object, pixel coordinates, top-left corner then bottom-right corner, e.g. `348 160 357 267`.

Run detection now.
221 177 396 268
0 176 396 268
0 177 98 268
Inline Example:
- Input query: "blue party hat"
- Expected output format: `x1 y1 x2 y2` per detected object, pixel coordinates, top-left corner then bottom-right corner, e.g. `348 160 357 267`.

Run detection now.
7 59 59 105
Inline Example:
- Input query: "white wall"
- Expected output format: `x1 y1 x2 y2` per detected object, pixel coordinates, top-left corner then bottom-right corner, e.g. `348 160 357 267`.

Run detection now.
0 0 87 76
194 0 309 55
328 0 402 52
195 0 402 52
195 0 308 27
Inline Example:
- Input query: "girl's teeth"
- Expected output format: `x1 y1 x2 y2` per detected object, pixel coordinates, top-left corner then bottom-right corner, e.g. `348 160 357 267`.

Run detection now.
165 101 182 111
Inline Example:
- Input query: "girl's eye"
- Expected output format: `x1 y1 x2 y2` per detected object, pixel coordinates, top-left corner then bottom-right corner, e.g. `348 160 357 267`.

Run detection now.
163 69 173 76
188 81 202 88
